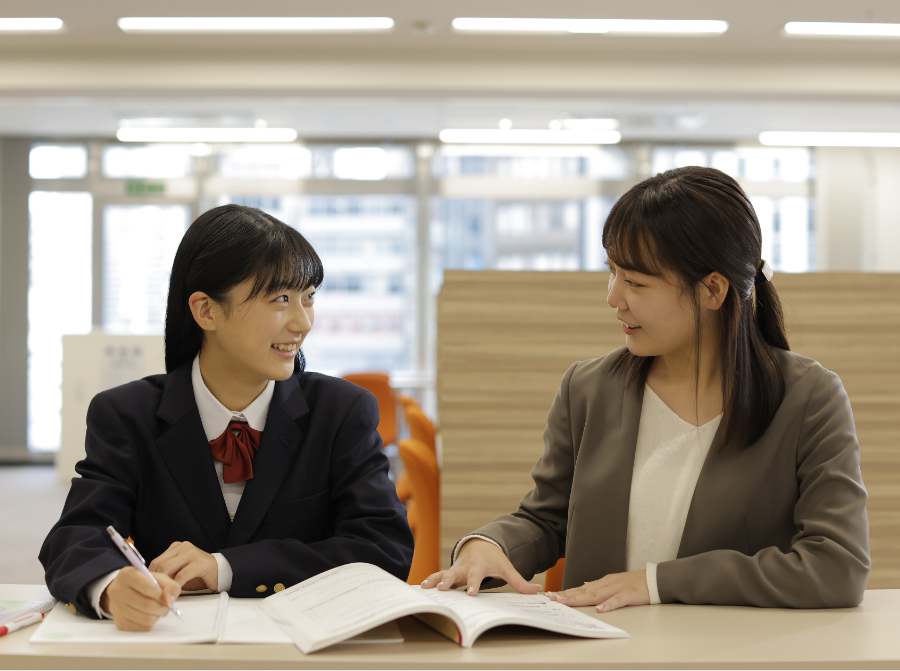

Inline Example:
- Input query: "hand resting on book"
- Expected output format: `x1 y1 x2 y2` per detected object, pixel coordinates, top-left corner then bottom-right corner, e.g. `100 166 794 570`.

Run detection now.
420 538 541 596
547 570 650 613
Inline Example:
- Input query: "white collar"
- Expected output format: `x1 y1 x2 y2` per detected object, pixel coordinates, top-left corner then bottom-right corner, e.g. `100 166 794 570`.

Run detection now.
191 353 275 441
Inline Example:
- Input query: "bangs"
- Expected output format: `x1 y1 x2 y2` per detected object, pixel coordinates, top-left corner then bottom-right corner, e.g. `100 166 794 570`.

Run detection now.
602 195 664 277
244 224 324 301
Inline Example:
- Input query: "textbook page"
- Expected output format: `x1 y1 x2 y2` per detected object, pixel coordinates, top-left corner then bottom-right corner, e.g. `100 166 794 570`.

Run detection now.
260 563 458 653
221 599 402 645
30 593 227 645
419 589 629 647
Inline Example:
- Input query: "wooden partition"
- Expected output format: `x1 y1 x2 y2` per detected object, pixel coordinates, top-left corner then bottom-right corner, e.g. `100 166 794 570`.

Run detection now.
437 271 900 588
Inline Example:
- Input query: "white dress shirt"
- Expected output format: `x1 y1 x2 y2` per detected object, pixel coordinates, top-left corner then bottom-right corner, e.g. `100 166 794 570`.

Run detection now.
86 353 275 617
454 384 722 604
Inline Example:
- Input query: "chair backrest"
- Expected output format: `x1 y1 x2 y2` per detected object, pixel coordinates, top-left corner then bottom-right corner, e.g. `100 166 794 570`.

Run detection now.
544 558 566 593
342 373 397 446
398 438 440 584
402 400 436 452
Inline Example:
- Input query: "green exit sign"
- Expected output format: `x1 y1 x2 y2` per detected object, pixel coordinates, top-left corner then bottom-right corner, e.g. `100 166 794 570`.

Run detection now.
126 180 165 194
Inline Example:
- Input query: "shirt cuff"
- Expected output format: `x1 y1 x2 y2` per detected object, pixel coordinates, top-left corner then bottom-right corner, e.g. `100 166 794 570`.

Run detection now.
87 569 121 619
646 562 661 605
213 553 233 593
452 534 502 565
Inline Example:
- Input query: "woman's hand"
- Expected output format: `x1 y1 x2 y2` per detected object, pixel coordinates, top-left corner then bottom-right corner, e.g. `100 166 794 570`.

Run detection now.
547 569 650 613
100 567 181 631
420 538 542 596
148 541 219 592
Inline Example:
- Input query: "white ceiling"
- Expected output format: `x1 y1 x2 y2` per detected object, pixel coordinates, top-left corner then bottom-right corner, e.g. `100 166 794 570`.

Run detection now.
1 0 900 140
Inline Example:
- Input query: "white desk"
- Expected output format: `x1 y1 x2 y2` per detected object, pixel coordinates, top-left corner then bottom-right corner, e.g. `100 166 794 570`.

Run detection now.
2 584 899 669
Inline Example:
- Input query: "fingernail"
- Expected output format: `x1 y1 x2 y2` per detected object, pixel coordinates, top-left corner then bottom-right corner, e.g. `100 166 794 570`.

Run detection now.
467 587 477 595
437 581 444 586
597 604 607 612
421 579 429 585
556 596 569 603
168 595 175 607
546 591 556 598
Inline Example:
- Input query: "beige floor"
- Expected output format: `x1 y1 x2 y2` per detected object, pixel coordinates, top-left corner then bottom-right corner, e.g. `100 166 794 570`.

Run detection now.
0 466 71 584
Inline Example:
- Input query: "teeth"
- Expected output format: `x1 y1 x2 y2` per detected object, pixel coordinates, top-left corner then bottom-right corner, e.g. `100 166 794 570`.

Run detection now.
624 323 639 329
272 343 297 352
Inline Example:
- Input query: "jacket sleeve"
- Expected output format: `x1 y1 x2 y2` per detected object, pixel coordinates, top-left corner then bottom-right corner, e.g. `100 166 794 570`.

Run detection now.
457 362 579 586
220 392 415 596
657 368 871 608
38 394 134 617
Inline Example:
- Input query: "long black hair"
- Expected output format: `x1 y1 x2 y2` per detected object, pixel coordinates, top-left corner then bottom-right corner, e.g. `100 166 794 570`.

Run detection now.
603 166 789 451
165 204 324 373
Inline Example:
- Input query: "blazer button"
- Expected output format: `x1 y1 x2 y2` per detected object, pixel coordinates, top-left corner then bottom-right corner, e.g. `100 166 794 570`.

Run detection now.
66 603 78 615
274 583 285 593
256 585 267 593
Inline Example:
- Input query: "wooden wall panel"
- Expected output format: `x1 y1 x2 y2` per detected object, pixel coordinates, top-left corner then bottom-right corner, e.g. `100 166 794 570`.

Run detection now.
437 270 900 588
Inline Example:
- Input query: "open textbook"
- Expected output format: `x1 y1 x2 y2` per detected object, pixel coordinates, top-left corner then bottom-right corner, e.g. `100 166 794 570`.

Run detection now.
260 563 629 653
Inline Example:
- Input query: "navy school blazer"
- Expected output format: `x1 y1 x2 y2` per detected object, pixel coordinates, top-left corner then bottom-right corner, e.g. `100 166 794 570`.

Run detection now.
39 359 414 616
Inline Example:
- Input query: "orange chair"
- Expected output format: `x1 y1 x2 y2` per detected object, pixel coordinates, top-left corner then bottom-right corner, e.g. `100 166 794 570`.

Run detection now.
403 402 436 452
398 438 440 584
544 558 566 592
342 373 397 447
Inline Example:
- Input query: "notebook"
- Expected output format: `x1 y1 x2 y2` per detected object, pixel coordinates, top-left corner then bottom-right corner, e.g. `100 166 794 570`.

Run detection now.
30 593 227 644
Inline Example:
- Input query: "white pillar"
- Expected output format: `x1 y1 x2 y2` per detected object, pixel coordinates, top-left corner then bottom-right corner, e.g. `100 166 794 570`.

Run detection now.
816 147 900 271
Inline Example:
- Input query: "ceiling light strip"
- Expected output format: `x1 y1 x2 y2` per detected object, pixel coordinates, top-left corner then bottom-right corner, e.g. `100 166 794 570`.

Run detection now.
116 128 298 143
0 18 63 31
784 21 900 37
439 129 621 145
452 18 727 34
117 17 394 32
760 131 900 147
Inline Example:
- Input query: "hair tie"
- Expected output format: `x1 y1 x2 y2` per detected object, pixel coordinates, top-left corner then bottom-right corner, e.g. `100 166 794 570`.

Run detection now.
755 259 774 285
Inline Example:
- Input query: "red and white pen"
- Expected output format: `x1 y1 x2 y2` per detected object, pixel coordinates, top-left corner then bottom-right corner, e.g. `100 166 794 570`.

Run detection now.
0 612 44 637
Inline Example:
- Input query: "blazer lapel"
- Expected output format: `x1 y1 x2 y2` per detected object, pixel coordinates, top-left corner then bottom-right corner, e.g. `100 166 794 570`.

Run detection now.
226 375 310 548
567 380 644 583
677 422 732 558
594 385 644 578
156 361 231 551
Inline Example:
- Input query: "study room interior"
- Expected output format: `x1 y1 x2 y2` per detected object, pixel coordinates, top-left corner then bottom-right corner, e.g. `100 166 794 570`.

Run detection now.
1 0 899 668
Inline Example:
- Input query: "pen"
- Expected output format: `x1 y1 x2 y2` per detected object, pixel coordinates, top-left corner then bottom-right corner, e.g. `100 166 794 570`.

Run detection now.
0 612 44 637
106 525 184 622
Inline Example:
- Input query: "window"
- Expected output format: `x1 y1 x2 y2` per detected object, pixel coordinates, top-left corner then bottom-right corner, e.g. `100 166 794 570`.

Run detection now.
102 145 194 179
28 192 93 450
102 205 190 333
29 145 88 179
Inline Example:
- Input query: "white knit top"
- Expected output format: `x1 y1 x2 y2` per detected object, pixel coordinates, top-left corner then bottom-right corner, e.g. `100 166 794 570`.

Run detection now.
625 384 722 603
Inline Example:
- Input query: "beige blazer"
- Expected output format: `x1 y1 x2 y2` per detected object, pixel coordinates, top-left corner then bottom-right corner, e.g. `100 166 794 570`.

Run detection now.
465 347 870 608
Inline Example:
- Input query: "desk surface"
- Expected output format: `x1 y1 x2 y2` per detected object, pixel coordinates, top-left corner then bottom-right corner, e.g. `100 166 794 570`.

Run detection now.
2 585 898 670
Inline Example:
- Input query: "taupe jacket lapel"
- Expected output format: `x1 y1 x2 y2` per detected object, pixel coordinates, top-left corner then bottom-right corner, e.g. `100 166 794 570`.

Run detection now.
566 377 644 583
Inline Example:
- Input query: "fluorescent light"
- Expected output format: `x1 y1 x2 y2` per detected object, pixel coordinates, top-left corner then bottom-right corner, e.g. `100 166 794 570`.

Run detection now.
760 131 900 148
452 18 727 35
560 118 620 130
439 129 621 145
117 17 393 32
0 18 63 31
116 128 298 143
784 21 900 37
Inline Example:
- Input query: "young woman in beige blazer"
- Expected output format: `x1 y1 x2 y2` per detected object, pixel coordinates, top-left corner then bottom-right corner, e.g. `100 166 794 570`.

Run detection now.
423 166 870 613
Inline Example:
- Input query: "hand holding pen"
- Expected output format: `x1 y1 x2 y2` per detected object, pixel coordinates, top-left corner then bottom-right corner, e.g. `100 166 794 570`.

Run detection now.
103 526 184 630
